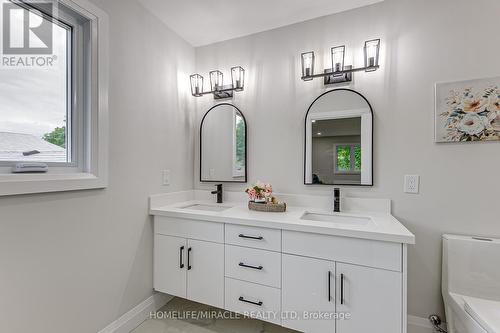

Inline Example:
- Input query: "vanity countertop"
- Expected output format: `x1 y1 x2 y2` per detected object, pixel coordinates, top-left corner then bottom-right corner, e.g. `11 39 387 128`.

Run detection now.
150 200 415 244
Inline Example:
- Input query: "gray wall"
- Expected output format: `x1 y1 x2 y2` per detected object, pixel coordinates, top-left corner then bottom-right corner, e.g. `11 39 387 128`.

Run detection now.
0 0 195 332
195 0 500 319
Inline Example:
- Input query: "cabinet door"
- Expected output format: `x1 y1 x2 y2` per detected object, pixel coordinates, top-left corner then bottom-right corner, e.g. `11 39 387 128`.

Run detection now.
282 254 336 333
336 263 402 333
154 234 187 298
186 239 224 309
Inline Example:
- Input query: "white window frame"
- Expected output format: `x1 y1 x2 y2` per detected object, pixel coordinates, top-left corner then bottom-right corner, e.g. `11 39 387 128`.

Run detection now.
0 0 109 196
334 143 361 175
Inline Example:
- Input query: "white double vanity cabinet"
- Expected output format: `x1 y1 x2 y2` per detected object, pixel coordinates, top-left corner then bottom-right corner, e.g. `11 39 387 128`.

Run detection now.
150 88 414 332
151 197 415 333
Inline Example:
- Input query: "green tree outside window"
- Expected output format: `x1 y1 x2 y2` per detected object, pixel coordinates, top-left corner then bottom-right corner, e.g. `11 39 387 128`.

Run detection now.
354 146 361 171
336 146 351 171
43 127 66 148
235 115 245 167
336 145 361 172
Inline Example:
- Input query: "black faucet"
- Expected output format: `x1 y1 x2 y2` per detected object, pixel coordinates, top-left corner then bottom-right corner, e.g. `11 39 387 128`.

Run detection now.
211 184 223 203
333 188 341 212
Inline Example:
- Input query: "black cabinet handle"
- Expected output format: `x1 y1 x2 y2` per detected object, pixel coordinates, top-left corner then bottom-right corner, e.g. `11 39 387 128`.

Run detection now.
340 273 345 305
238 296 263 306
239 262 263 270
238 234 263 240
328 271 332 302
187 247 192 270
179 246 185 269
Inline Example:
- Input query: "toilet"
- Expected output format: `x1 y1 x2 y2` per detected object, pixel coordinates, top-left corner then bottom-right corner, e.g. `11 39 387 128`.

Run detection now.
442 235 500 333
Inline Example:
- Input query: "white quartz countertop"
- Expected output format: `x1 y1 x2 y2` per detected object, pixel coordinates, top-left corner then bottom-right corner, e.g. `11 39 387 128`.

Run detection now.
150 200 415 244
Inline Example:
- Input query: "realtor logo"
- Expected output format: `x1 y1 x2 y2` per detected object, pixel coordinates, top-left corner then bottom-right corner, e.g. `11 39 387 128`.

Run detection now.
2 1 53 54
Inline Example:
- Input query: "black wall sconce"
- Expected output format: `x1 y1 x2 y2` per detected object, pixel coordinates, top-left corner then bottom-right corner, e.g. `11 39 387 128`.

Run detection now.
301 39 380 85
190 66 245 99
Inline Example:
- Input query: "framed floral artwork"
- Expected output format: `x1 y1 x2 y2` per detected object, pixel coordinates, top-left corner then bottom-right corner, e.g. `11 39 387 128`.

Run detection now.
435 77 500 143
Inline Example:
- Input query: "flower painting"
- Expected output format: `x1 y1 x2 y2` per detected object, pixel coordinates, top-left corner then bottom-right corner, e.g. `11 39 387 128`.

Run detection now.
435 77 500 142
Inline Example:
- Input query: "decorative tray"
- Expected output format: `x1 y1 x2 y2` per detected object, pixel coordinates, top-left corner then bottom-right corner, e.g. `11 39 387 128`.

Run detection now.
248 201 287 213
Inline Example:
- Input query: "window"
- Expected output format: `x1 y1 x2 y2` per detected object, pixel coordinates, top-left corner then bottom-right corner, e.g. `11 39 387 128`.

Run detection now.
0 0 109 196
232 111 245 177
0 2 71 164
335 144 361 173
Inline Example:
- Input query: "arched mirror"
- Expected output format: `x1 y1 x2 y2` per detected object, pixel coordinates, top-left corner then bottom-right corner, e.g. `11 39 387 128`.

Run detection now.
304 89 373 186
200 103 247 183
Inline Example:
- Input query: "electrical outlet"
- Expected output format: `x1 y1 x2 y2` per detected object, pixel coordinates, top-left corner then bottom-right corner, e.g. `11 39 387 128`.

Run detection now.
162 170 170 186
404 175 420 194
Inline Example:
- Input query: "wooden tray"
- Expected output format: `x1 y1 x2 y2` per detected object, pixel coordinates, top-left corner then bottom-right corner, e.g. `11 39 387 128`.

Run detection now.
248 201 286 212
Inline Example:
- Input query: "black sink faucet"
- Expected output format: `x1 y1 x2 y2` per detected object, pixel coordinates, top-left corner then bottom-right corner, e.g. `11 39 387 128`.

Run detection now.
333 188 341 212
212 184 223 203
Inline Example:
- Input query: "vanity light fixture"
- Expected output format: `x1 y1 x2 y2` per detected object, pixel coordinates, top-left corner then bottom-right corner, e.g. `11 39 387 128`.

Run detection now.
331 45 346 76
190 66 245 99
231 66 245 91
190 74 204 97
364 39 380 72
209 70 224 91
301 52 315 81
301 39 381 85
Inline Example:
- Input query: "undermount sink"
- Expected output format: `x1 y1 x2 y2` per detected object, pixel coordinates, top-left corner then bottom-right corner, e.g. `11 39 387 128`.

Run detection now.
180 203 232 212
300 212 372 225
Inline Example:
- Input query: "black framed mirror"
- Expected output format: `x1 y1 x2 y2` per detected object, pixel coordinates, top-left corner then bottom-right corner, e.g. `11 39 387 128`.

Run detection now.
200 103 247 183
304 89 373 186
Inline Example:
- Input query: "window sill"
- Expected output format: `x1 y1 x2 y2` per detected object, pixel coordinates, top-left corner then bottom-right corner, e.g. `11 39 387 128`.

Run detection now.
334 171 362 175
0 172 107 196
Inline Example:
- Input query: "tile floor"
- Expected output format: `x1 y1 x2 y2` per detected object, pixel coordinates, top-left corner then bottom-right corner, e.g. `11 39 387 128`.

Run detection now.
132 298 298 333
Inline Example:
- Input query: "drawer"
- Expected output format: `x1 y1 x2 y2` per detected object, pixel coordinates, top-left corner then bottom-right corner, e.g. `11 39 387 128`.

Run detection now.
225 245 281 288
282 230 402 272
224 278 281 325
155 216 223 243
225 224 281 251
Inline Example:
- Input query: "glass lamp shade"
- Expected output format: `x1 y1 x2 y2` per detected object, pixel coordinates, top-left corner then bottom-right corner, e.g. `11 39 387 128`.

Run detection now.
209 70 224 91
231 66 245 91
331 45 346 76
364 39 380 72
301 51 315 80
190 74 203 96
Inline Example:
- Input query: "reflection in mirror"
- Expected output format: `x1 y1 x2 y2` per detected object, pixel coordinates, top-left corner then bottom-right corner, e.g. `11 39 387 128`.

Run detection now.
201 104 247 183
305 89 373 186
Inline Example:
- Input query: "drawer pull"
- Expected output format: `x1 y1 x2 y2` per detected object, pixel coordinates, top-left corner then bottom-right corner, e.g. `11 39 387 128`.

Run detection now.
238 296 263 306
179 246 185 269
187 247 192 270
328 270 332 302
340 273 345 305
239 262 263 270
238 234 264 240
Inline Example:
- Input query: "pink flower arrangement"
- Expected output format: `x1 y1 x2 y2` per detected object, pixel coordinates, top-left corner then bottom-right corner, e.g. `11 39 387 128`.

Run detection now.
245 181 273 202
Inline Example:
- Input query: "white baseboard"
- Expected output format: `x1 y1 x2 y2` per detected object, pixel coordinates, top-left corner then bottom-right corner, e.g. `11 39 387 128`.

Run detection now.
408 315 436 333
98 293 173 333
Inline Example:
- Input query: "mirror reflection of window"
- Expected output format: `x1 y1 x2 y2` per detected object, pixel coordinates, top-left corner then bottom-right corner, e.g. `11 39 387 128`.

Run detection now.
305 90 373 186
200 104 246 183
312 117 362 184
335 144 361 172
233 112 245 177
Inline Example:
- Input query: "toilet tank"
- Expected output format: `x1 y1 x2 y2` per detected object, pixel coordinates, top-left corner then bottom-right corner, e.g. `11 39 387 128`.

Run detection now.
442 234 500 301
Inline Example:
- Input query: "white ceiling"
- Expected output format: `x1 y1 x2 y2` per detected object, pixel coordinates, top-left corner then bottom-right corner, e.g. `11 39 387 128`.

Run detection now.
137 0 384 47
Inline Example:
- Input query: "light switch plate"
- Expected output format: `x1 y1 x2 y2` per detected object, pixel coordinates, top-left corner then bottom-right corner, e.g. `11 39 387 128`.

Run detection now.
162 170 170 186
404 175 419 194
